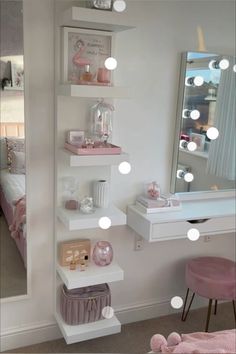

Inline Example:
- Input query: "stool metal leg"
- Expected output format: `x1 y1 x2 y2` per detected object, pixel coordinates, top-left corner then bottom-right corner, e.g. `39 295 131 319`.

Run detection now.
205 299 213 332
181 288 195 321
214 300 217 315
233 300 236 322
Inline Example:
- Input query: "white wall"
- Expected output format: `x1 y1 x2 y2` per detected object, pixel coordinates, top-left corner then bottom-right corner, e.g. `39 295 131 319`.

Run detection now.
1 0 235 351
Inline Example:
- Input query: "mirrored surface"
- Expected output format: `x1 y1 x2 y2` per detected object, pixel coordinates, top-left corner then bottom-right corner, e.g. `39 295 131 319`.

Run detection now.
0 0 27 298
171 51 236 193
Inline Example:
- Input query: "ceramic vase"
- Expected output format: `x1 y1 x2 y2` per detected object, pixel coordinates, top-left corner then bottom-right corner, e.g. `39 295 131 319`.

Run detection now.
93 180 110 208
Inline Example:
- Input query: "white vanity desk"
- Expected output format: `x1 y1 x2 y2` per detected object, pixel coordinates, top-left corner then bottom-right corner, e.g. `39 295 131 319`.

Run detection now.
127 197 235 242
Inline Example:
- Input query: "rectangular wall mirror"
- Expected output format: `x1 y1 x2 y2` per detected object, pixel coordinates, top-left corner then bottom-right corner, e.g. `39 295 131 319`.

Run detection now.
0 0 27 299
171 51 236 194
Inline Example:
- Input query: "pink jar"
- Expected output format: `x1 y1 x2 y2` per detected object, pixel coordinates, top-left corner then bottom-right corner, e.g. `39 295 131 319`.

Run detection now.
92 241 113 266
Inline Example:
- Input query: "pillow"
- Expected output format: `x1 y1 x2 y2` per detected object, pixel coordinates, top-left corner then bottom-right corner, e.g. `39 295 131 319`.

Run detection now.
9 151 25 174
0 137 8 169
6 137 25 167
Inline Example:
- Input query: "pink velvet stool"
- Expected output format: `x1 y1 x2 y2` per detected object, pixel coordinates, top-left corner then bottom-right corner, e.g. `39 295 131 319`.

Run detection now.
181 257 236 332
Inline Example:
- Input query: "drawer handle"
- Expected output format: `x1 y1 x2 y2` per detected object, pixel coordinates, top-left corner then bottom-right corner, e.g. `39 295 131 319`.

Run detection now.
187 219 210 224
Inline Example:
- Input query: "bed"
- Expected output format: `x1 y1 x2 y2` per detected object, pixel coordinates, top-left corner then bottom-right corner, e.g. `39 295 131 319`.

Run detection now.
0 122 26 267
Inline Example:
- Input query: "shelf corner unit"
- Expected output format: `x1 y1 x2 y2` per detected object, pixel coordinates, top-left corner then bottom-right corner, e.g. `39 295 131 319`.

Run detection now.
62 6 136 32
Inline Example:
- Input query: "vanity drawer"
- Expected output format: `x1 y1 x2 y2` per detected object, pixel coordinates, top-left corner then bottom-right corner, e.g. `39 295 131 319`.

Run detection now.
151 216 235 241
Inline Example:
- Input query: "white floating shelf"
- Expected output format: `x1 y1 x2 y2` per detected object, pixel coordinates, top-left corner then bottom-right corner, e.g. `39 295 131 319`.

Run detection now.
57 84 131 98
57 262 124 289
61 149 129 167
57 205 127 231
62 6 136 32
55 310 121 344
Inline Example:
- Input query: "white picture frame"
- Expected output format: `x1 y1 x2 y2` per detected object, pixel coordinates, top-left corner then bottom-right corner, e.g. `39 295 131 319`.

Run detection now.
62 27 114 84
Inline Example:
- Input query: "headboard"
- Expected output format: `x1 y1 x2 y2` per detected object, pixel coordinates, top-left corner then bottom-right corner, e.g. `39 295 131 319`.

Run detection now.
0 123 25 137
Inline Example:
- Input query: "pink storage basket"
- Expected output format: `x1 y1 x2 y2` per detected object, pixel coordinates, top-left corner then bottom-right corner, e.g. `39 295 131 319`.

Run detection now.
60 283 111 325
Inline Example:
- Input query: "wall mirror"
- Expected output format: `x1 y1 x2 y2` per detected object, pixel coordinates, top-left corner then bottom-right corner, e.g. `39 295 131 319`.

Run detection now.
171 51 236 194
0 0 27 299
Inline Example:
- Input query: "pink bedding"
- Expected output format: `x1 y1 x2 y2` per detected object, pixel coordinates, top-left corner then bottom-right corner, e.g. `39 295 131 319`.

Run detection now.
0 186 27 268
150 329 236 354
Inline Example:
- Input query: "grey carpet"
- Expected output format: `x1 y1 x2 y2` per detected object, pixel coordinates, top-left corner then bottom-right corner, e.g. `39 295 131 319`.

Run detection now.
0 212 27 298
6 302 236 353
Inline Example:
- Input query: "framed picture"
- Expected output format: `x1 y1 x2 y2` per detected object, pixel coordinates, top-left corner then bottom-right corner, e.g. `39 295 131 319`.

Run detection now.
62 27 114 85
59 239 91 266
190 133 206 151
11 61 24 90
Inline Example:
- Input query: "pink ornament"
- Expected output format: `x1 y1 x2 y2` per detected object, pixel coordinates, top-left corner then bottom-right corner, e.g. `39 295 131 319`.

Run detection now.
146 181 161 200
92 241 113 266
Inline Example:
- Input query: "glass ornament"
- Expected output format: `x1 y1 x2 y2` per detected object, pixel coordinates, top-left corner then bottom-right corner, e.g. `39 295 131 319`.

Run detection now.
90 100 114 144
92 241 113 266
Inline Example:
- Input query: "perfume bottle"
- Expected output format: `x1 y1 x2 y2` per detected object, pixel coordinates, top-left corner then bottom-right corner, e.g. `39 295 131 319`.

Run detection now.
84 255 89 267
69 259 77 270
80 261 86 271
81 65 93 82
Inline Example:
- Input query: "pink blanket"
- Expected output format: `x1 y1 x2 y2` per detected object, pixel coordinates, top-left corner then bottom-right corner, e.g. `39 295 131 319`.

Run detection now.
151 329 236 354
167 330 236 353
9 196 26 239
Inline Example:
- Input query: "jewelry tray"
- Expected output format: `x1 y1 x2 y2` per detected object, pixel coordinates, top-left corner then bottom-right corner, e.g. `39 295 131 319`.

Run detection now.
64 142 122 155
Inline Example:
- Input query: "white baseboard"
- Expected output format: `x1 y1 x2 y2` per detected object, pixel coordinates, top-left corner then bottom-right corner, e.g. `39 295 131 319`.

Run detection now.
0 321 61 353
0 296 207 352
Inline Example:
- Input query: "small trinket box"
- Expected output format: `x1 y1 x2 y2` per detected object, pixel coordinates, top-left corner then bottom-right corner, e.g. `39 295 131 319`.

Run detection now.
67 130 85 146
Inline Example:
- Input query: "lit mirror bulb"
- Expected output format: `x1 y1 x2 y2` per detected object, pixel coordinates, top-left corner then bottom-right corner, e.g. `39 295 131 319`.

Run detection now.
182 109 189 118
219 59 230 70
187 141 197 152
176 169 185 179
113 0 126 12
190 109 200 120
185 76 204 87
193 76 204 86
179 139 188 149
182 109 200 120
209 59 230 70
184 172 194 182
105 57 117 70
233 64 236 72
206 127 219 140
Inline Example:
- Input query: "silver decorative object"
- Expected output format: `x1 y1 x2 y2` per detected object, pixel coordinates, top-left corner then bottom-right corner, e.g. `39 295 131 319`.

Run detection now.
80 197 94 214
89 0 113 10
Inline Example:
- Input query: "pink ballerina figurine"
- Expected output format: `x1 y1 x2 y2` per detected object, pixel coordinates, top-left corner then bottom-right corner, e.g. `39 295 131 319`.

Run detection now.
72 39 90 67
